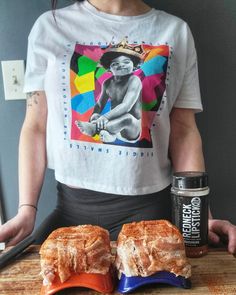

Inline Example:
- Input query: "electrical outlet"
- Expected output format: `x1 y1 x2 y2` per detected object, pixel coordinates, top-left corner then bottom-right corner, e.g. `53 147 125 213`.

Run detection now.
1 60 26 100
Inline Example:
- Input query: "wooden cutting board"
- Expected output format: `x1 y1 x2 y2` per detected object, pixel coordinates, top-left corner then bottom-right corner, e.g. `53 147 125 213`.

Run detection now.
0 246 236 295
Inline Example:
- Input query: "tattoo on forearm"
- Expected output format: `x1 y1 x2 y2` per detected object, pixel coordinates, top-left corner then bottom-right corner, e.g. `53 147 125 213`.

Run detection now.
27 92 40 107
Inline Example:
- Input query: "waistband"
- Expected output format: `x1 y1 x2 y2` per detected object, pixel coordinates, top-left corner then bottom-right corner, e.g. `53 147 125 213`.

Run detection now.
56 182 171 215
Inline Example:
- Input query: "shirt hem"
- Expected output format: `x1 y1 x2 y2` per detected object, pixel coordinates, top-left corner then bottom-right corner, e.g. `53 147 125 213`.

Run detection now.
55 173 172 196
23 86 45 93
173 101 203 112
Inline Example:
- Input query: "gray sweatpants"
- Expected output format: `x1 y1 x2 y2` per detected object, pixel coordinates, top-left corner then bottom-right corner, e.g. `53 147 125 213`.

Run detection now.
35 182 171 243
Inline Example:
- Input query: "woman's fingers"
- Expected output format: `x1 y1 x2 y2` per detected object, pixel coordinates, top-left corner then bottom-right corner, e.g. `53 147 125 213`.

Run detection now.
209 219 236 254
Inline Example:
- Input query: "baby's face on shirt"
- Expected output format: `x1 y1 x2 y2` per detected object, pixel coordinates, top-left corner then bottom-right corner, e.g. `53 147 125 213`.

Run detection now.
110 55 134 76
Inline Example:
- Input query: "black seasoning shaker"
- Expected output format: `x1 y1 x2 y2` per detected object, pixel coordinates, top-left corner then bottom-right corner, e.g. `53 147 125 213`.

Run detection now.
171 171 209 258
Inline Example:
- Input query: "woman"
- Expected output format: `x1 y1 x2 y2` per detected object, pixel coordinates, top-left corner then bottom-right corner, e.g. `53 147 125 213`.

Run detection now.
0 0 235 253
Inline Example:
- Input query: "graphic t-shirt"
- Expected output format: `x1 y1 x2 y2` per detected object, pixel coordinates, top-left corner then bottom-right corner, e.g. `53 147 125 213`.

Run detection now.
23 1 202 195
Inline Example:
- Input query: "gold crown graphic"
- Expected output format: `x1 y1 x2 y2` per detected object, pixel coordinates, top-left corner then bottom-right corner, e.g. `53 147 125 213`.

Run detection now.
106 37 145 59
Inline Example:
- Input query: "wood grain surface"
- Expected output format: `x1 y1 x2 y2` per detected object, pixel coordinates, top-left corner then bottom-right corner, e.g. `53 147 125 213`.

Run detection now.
0 246 236 295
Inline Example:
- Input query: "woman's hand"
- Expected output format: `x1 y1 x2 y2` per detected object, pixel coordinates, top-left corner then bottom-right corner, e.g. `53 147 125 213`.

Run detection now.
208 219 236 255
0 207 36 246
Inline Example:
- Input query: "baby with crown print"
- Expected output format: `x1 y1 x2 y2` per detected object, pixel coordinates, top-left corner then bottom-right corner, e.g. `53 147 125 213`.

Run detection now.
75 38 144 143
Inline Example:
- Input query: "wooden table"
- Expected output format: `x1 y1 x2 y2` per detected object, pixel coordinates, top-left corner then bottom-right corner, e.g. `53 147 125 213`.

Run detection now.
0 246 235 295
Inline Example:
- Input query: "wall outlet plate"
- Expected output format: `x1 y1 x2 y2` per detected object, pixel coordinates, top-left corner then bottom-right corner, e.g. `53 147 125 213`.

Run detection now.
1 60 26 100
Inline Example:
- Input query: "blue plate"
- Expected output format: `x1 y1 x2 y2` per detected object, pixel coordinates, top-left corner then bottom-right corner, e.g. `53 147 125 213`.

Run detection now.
118 271 191 293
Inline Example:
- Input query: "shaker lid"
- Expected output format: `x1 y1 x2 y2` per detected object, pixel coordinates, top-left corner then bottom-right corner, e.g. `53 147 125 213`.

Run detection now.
172 171 208 189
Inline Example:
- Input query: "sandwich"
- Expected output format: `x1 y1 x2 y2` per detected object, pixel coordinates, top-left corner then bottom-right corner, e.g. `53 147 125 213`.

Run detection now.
39 225 112 286
115 220 191 279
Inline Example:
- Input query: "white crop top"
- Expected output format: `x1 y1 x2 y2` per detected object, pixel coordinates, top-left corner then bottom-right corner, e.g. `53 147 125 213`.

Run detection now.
24 1 202 195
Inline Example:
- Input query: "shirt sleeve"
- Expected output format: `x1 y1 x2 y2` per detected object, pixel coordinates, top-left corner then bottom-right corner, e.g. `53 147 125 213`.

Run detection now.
173 25 203 112
23 18 47 93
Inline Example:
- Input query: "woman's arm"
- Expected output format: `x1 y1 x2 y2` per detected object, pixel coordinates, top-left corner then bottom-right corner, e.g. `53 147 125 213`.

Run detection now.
19 91 47 210
169 107 236 254
169 107 205 172
0 91 47 246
